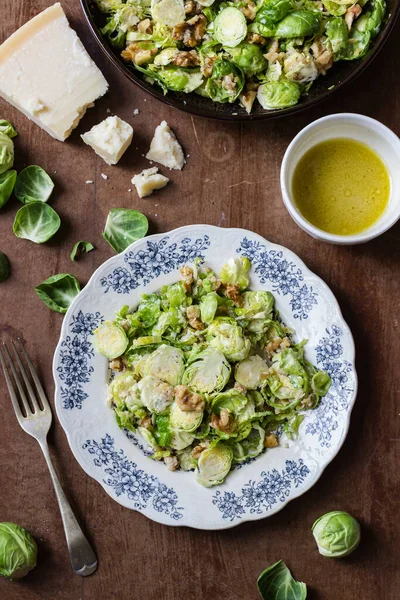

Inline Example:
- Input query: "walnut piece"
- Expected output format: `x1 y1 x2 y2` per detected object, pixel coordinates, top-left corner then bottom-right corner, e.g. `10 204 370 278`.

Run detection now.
264 39 279 62
137 18 153 34
345 4 362 30
121 42 157 66
265 433 279 448
164 455 179 471
201 54 217 77
191 443 207 459
172 50 201 68
247 32 267 45
186 305 204 330
109 358 123 372
238 0 257 20
139 415 152 430
175 385 205 412
180 265 194 293
211 408 236 434
225 284 244 307
172 14 208 48
265 336 291 356
184 0 203 16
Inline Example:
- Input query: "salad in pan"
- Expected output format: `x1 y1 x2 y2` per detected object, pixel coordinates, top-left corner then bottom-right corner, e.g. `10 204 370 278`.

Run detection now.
95 0 386 112
94 258 331 487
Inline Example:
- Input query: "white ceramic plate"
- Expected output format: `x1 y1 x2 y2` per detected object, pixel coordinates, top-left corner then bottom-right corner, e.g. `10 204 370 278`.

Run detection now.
53 226 357 530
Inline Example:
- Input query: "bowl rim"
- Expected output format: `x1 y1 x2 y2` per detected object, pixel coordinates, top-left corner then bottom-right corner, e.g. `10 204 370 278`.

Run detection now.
79 0 400 121
280 112 400 244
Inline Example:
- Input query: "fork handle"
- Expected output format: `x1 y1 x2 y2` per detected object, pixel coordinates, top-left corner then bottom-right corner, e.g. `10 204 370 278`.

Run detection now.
39 439 98 576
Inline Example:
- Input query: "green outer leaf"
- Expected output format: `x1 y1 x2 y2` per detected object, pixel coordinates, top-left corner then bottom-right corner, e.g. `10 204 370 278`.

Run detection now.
13 202 61 243
35 273 81 313
0 132 14 175
103 208 148 253
0 522 37 579
0 120 17 138
15 165 54 204
70 240 95 261
257 560 307 600
0 251 10 282
0 169 17 208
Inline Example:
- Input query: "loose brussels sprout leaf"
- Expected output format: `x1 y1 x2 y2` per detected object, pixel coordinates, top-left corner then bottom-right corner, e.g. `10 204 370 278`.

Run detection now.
325 17 349 54
368 0 386 38
205 59 245 104
152 307 186 337
225 43 267 76
138 375 174 413
214 7 247 47
311 371 331 396
257 80 301 110
256 0 292 26
312 511 361 558
13 202 61 244
283 413 305 439
237 290 275 320
207 317 251 362
94 321 129 358
235 355 269 389
257 560 307 600
154 414 173 446
0 169 17 209
35 273 81 314
170 401 204 432
154 48 180 66
212 388 248 420
0 251 10 282
231 422 265 462
151 0 185 28
143 344 185 386
183 348 231 393
95 0 121 13
199 292 219 325
170 430 195 451
0 119 17 138
108 371 142 409
0 132 14 175
103 208 148 253
15 166 54 204
274 11 322 38
0 522 38 580
323 0 348 16
156 68 204 93
220 257 250 290
195 442 233 487
138 426 159 450
70 241 94 262
137 293 162 327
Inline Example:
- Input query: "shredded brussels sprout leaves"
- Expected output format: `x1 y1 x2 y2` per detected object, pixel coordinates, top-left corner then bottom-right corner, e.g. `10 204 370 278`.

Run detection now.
95 258 331 487
95 0 386 112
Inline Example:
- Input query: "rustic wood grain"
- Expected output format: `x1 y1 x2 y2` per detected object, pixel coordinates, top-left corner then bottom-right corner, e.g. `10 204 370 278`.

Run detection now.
1 2 399 599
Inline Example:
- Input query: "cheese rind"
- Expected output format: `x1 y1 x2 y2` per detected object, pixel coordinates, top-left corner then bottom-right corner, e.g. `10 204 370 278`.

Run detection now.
146 121 185 170
0 3 108 141
131 167 169 198
81 116 133 165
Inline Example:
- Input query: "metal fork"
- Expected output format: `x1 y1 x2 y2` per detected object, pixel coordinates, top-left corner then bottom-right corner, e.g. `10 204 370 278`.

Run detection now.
0 339 97 577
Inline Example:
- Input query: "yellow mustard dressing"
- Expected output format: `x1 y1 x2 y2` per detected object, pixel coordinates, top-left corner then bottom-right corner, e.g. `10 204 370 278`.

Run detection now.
292 138 390 235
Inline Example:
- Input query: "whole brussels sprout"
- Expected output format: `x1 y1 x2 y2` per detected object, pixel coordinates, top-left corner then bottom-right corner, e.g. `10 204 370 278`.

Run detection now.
257 79 301 110
312 511 361 557
0 522 37 580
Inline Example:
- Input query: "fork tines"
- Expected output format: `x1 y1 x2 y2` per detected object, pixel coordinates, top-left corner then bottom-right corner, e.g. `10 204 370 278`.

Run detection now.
0 339 49 419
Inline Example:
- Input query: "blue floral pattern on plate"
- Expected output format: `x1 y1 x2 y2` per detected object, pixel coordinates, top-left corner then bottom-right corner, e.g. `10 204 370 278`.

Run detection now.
101 235 210 294
57 311 103 410
83 435 184 520
236 237 318 320
212 459 310 521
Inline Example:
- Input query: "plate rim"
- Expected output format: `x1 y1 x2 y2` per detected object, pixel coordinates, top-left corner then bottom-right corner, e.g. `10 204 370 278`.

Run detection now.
53 225 358 529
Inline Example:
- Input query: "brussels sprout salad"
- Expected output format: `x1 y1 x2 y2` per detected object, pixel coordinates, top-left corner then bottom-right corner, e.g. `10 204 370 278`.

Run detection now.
95 258 331 487
95 0 386 112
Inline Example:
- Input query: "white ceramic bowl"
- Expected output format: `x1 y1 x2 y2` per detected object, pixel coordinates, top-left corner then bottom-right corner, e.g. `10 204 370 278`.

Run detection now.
280 113 400 244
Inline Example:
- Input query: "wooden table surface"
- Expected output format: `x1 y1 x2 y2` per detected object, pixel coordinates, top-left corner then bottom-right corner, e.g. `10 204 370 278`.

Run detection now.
1 2 400 598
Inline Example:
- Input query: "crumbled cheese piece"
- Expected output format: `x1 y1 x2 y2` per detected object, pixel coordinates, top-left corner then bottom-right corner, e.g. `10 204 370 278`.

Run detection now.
131 167 169 198
0 3 108 141
146 120 184 170
101 173 108 180
86 180 94 184
133 108 140 115
81 116 133 166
